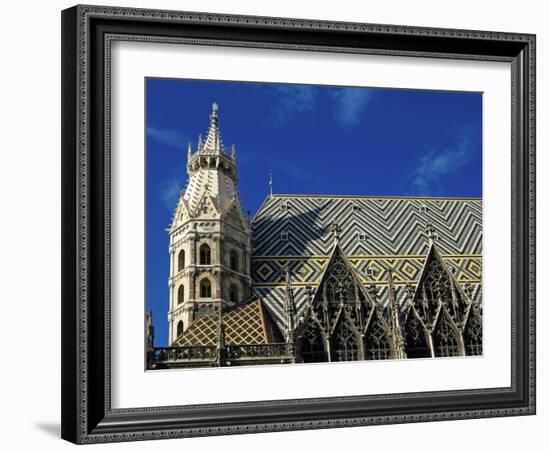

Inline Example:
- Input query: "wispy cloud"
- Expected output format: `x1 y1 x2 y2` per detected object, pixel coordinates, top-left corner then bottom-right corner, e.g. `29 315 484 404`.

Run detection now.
158 177 184 211
147 126 189 148
330 88 373 129
270 86 317 124
410 126 480 195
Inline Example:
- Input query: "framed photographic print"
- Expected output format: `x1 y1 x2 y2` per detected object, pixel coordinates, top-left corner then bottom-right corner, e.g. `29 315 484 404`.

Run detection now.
61 4 536 444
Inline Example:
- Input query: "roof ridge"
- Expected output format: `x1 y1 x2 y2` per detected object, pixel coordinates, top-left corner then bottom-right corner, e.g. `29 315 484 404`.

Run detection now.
224 295 259 312
268 194 482 200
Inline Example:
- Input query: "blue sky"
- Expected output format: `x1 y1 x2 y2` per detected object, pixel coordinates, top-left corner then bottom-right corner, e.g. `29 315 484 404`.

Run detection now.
146 78 482 346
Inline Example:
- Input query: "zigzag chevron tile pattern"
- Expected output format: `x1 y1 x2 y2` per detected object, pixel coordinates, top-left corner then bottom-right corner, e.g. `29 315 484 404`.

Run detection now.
250 195 482 328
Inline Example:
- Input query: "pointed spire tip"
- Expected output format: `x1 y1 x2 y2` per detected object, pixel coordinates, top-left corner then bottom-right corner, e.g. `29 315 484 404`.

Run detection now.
330 222 342 244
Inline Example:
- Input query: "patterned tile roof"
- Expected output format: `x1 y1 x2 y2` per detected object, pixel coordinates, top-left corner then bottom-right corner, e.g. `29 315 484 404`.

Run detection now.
252 195 482 256
250 194 482 329
174 298 281 346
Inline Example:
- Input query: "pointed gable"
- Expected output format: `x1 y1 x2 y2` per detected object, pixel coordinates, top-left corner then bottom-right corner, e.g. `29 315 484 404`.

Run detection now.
408 242 471 331
295 240 396 361
403 306 432 358
192 191 220 218
303 243 376 337
170 195 192 230
432 305 464 357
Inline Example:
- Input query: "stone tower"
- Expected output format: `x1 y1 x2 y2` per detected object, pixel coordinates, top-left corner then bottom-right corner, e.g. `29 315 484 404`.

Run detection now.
167 103 251 345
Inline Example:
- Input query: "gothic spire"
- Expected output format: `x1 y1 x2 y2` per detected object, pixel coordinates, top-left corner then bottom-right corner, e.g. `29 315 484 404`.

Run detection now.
426 222 436 246
283 266 296 346
215 315 226 367
386 267 406 359
330 222 342 245
145 310 155 354
200 102 225 155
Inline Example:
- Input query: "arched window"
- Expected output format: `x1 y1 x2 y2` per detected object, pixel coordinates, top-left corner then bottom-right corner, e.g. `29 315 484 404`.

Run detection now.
200 279 212 298
433 311 461 357
177 250 185 272
298 319 327 363
364 315 392 360
177 285 184 305
176 321 184 336
404 311 431 358
199 244 211 265
464 308 483 356
229 250 239 271
229 284 239 303
331 319 361 362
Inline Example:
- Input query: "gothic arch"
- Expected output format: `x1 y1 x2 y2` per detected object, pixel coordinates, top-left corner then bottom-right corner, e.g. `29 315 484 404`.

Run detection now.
229 249 239 271
330 314 362 362
364 311 392 360
464 307 483 356
177 249 185 272
403 307 431 358
311 245 374 333
297 317 327 363
411 244 457 327
177 284 184 305
432 307 464 357
199 243 211 265
176 320 184 336
199 278 212 298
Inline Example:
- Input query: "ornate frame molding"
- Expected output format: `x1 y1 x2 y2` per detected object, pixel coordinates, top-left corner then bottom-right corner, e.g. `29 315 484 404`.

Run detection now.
61 4 535 444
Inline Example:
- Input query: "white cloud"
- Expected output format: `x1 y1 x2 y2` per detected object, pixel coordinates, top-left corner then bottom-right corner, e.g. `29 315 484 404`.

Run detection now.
330 88 373 128
158 177 184 211
147 126 189 148
411 126 479 195
271 86 317 124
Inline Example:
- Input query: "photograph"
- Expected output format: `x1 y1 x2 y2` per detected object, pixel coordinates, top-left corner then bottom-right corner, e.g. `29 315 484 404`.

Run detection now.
145 79 484 369
56 3 537 444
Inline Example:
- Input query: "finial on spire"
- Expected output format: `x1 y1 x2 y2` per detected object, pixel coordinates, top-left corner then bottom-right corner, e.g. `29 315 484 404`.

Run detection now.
231 144 236 160
269 169 273 196
426 223 436 245
464 282 474 302
199 103 225 155
198 134 203 149
305 285 315 302
210 102 219 124
187 142 192 160
385 266 395 286
367 284 377 299
283 264 291 285
331 222 342 244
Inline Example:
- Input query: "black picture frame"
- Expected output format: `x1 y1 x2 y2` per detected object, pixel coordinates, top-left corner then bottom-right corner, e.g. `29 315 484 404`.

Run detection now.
61 4 536 444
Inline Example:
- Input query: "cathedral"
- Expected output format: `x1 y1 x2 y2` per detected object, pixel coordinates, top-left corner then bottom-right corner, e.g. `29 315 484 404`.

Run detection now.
146 104 483 369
